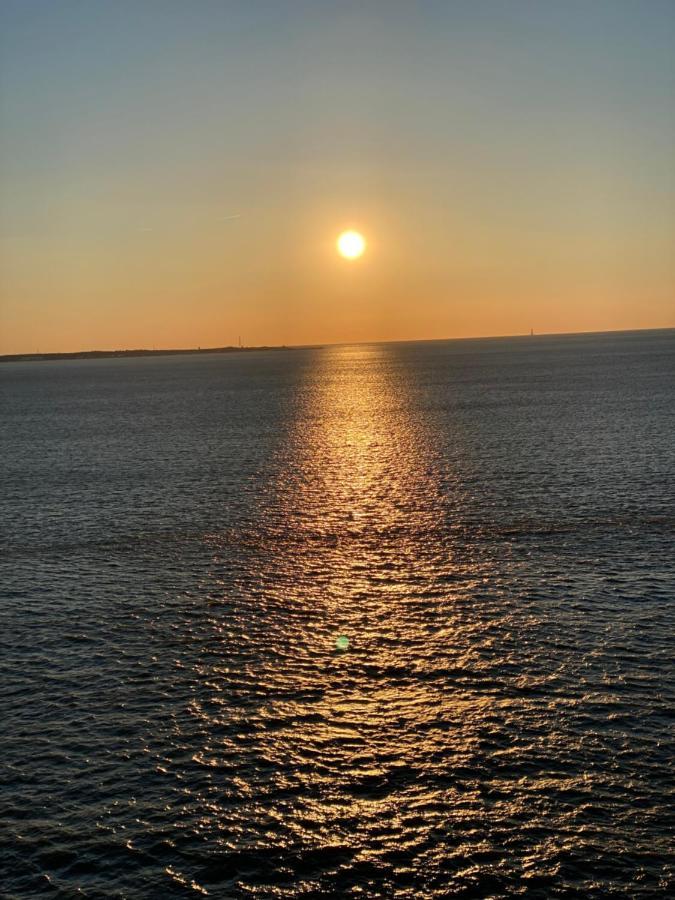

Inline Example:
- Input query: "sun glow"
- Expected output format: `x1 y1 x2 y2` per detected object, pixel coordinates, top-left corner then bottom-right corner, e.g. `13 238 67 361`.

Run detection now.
337 230 366 259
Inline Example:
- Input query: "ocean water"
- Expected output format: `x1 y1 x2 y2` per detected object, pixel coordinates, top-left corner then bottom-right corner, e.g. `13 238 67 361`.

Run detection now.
1 330 673 899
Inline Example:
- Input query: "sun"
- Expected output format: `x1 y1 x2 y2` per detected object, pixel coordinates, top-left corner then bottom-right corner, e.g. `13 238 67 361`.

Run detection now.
337 230 366 260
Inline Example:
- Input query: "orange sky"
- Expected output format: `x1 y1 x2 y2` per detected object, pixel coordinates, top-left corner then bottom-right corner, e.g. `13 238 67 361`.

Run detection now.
1 1 674 353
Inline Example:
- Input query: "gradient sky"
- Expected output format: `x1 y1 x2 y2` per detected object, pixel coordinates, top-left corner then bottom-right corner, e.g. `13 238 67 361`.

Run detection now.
1 0 674 353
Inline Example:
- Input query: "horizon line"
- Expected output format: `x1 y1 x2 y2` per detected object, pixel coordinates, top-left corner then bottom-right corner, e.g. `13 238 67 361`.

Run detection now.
2 325 674 362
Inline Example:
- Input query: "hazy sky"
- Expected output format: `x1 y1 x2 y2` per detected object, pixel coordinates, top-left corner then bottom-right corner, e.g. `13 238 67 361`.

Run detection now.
1 0 674 353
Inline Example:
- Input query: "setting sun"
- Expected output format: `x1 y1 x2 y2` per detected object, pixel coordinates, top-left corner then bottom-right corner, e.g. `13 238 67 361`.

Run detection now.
337 230 366 260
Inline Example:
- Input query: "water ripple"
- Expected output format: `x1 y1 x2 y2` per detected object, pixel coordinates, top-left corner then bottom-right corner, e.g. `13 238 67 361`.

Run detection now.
1 333 674 897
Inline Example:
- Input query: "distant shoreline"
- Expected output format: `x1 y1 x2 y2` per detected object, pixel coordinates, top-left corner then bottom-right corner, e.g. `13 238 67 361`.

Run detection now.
1 326 672 363
0 346 294 364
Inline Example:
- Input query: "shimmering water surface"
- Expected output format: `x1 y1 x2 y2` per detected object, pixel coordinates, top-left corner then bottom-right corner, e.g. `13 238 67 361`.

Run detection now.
1 331 674 898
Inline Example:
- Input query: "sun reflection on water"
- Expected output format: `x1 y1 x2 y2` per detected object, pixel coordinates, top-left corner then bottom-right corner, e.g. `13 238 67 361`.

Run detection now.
182 344 502 895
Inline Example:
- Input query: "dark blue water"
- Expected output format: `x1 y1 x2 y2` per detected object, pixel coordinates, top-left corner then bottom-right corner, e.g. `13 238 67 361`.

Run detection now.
1 330 674 898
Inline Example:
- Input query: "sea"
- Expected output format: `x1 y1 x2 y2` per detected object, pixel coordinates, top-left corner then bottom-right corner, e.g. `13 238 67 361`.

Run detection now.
1 329 673 898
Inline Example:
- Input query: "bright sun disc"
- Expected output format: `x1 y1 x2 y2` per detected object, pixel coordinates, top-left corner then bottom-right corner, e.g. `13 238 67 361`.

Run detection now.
337 230 366 259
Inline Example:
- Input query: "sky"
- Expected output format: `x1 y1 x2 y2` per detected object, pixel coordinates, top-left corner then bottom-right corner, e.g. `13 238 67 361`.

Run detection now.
1 0 674 353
